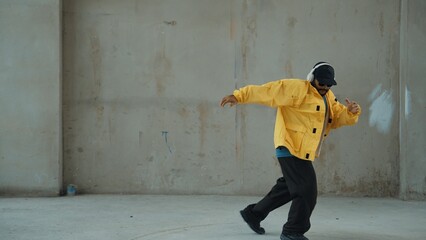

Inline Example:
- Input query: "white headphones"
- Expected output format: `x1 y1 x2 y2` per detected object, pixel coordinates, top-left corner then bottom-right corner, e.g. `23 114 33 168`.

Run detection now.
306 62 332 81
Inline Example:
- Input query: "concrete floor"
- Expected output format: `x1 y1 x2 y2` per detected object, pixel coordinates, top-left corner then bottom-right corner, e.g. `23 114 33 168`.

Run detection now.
1 195 425 240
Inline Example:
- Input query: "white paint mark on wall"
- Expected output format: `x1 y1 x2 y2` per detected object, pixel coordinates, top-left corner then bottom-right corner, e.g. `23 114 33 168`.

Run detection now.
369 85 395 134
405 85 411 118
369 84 382 101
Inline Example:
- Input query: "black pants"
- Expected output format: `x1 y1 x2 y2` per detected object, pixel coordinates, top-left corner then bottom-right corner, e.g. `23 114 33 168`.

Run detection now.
251 156 317 234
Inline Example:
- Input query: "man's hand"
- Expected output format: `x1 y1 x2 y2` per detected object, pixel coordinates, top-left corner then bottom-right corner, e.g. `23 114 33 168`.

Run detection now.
220 95 238 107
345 98 360 114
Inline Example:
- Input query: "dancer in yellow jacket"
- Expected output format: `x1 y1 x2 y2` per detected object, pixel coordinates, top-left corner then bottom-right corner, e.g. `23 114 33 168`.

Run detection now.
220 62 361 240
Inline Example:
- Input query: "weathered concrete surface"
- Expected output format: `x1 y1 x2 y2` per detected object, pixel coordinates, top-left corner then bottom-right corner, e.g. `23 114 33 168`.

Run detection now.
62 0 407 197
0 0 62 195
1 0 425 199
1 195 425 240
399 0 426 200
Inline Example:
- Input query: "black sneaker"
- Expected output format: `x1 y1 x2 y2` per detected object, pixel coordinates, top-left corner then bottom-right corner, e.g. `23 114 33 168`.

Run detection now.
239 205 265 235
280 233 309 240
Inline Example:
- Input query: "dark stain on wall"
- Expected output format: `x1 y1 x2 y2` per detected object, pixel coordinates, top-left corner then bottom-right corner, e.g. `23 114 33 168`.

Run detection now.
287 16 297 29
378 12 384 38
178 107 189 119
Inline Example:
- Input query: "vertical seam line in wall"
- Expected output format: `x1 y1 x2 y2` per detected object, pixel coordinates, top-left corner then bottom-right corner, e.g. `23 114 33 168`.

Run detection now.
398 0 408 200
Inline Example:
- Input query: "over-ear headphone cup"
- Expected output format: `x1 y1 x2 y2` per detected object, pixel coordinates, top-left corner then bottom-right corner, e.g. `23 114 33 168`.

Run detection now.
306 69 315 81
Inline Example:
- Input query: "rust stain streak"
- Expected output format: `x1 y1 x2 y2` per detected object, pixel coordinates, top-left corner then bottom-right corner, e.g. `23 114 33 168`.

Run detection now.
284 60 293 77
240 1 257 84
153 34 172 95
89 29 102 100
230 4 235 40
230 20 236 41
89 29 104 124
197 102 208 150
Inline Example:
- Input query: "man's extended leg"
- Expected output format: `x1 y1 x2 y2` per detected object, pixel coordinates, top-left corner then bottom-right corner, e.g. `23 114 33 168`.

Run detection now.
252 176 293 218
240 163 293 234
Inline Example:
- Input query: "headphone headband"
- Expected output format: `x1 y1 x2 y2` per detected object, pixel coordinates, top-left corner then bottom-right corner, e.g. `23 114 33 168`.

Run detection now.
306 62 332 81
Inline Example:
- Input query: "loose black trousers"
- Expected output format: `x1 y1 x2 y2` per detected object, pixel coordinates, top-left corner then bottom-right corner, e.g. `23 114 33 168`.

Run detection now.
252 156 317 234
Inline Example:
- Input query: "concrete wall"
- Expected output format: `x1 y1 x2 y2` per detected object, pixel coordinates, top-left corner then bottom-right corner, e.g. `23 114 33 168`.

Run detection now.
62 0 404 197
0 0 62 196
1 0 425 199
399 0 426 200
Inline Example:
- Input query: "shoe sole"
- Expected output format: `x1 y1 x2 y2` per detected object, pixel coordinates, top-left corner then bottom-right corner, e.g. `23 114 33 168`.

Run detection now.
280 233 309 240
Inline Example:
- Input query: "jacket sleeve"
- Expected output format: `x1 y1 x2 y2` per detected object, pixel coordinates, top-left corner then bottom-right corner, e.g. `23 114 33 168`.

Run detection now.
330 97 362 129
233 80 300 107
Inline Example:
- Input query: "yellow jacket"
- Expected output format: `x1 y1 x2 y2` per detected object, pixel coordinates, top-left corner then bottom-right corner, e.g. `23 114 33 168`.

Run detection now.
233 79 361 161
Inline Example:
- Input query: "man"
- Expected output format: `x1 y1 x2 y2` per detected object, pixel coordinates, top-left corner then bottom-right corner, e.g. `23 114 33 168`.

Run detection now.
220 62 361 240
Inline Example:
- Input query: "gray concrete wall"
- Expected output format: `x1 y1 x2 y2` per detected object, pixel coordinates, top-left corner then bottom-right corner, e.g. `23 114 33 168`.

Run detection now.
399 0 426 200
0 0 62 196
2 0 424 199
63 0 406 197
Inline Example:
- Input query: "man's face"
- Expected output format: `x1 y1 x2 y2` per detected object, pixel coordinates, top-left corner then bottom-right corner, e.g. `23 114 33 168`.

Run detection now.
313 79 332 96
